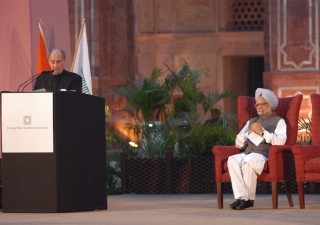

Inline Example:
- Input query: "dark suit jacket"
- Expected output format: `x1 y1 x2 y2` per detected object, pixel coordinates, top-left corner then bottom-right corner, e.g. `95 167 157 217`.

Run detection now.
34 70 82 93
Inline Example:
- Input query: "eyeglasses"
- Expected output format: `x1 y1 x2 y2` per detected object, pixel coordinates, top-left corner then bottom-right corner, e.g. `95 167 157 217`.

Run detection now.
254 102 268 108
49 60 64 65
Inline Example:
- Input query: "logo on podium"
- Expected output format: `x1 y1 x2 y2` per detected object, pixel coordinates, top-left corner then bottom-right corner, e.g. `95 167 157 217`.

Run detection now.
23 116 32 125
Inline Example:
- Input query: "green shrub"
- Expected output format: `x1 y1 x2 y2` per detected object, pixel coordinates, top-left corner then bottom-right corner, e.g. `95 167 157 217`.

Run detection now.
110 59 237 158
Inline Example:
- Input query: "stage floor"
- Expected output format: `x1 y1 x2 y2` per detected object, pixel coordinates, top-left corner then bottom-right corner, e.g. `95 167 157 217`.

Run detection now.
0 193 319 225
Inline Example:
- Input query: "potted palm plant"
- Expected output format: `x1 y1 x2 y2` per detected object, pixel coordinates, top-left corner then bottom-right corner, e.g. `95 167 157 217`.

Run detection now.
111 59 237 193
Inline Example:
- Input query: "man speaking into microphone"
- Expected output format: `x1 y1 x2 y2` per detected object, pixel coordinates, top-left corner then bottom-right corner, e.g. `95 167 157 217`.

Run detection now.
33 48 82 92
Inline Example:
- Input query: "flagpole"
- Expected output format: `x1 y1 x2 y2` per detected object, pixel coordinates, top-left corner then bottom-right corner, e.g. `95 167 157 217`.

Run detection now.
71 18 85 70
39 19 49 55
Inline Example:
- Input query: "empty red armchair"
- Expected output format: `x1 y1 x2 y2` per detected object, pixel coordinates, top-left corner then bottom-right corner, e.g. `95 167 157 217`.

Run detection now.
213 94 302 209
292 93 320 209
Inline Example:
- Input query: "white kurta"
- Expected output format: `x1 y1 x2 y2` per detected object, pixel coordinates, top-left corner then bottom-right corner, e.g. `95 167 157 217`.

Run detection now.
228 118 287 200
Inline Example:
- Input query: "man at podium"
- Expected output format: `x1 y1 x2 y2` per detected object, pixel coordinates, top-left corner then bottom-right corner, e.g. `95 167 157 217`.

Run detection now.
33 48 82 92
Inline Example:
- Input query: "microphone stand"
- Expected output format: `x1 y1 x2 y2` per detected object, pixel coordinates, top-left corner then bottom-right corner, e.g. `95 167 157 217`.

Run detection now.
21 70 52 92
17 72 41 92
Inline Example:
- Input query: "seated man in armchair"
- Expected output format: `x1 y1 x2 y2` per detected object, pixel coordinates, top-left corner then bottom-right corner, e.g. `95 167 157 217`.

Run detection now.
228 88 287 210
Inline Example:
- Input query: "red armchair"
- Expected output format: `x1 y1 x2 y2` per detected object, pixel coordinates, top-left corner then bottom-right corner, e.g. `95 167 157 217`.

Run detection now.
212 94 302 209
292 93 320 209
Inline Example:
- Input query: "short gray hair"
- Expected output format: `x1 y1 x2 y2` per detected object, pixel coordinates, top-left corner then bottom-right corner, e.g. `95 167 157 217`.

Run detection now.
48 48 66 60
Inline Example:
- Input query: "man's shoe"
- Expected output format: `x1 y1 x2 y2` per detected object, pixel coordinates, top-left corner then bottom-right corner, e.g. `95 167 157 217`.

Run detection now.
229 199 241 210
236 199 253 210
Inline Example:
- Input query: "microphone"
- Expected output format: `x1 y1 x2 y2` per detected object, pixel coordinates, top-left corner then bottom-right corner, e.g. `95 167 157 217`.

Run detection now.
18 72 41 92
18 70 51 92
20 70 53 92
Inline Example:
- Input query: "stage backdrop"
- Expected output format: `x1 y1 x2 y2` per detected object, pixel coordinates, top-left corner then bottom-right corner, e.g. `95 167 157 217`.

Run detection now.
0 0 71 93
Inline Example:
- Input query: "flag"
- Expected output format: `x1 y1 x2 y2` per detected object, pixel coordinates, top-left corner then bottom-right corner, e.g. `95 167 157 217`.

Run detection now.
37 19 51 74
71 19 92 95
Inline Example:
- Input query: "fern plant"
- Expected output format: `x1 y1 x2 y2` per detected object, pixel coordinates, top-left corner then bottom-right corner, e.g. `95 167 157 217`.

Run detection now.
110 59 237 158
112 68 169 153
105 104 139 195
162 60 236 158
106 162 121 195
296 117 312 145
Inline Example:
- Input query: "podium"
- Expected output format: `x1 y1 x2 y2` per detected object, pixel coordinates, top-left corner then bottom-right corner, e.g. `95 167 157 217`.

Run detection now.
0 92 107 213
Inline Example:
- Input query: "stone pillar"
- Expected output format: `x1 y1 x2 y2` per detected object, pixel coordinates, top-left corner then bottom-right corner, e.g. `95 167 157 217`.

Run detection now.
68 0 136 144
263 0 319 118
96 0 136 143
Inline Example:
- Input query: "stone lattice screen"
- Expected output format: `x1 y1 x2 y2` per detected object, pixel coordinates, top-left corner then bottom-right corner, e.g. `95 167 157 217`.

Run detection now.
227 0 264 31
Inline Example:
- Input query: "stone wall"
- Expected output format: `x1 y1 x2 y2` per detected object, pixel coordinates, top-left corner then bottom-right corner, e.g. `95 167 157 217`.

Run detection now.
134 0 264 115
67 0 267 145
263 0 319 119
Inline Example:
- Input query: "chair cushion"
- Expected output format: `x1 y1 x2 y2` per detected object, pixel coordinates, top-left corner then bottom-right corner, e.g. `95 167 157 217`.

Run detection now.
223 160 269 172
305 157 320 173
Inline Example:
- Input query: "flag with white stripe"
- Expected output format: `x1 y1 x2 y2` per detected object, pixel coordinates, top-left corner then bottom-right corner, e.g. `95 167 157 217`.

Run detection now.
71 19 92 95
